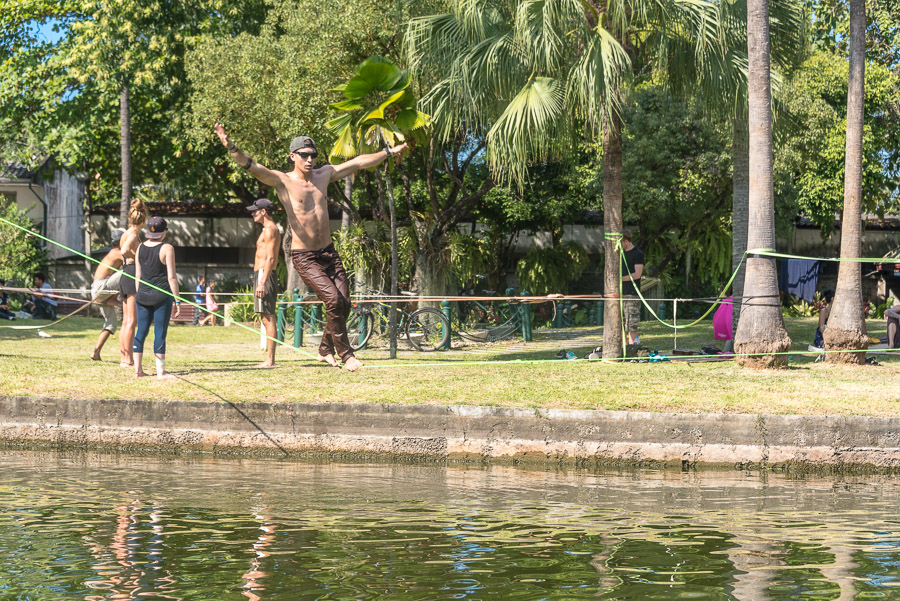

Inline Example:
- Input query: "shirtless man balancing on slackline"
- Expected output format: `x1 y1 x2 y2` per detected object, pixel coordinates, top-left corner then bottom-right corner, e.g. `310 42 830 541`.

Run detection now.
215 123 406 372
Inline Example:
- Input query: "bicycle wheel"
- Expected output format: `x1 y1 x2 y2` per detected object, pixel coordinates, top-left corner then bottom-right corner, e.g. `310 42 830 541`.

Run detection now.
348 306 375 351
405 308 450 352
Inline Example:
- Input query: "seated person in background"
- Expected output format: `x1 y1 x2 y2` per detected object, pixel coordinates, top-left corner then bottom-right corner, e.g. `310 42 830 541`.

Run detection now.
23 273 58 320
0 279 14 320
887 302 900 350
812 289 835 350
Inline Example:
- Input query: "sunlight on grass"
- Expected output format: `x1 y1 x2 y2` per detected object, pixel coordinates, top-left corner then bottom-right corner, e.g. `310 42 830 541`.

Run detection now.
0 316 896 415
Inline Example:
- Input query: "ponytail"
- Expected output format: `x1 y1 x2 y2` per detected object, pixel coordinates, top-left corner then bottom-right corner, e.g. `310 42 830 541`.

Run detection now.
128 199 147 229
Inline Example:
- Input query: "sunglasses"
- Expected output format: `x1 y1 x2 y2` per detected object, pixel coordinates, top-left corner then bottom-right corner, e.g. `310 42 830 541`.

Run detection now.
293 151 318 159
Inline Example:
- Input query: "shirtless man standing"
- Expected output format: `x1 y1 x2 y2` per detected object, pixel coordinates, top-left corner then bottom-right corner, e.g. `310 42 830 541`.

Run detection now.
215 123 406 371
90 228 126 361
246 198 282 368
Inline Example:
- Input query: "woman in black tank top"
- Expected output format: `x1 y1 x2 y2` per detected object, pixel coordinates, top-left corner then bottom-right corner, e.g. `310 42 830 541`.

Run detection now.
133 217 182 378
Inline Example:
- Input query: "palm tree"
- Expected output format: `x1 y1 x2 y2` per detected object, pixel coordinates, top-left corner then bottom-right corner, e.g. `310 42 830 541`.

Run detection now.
407 0 732 359
824 0 868 363
732 0 792 366
664 0 805 352
119 86 132 227
327 56 429 357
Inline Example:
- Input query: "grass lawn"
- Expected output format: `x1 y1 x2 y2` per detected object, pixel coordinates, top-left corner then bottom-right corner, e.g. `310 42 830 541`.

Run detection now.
0 313 896 415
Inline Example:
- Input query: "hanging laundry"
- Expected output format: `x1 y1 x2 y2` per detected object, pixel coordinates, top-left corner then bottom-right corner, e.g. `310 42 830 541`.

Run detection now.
778 259 820 302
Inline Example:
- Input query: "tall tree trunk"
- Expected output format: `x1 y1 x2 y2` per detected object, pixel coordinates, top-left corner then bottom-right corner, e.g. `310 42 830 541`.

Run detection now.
734 0 792 367
119 85 132 227
727 115 750 352
386 168 398 359
342 178 353 234
415 227 450 306
601 111 625 360
825 0 868 363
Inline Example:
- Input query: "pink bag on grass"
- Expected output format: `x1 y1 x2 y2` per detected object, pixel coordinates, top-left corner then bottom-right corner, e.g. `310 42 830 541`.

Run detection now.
713 296 733 341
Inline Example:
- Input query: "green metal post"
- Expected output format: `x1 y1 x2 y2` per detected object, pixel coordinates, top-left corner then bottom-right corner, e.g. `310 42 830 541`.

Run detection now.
553 301 563 329
441 300 451 350
597 295 604 326
293 288 302 347
563 301 572 327
276 301 286 342
521 290 533 342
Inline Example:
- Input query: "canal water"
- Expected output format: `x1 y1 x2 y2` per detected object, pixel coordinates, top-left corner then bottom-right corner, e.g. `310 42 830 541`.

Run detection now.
0 450 898 600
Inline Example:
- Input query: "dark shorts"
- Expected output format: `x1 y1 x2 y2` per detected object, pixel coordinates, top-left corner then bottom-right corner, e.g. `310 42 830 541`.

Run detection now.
119 263 136 297
253 270 278 315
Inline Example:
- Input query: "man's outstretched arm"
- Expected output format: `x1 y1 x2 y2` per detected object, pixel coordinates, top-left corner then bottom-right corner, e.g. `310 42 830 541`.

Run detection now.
328 143 408 182
214 123 281 187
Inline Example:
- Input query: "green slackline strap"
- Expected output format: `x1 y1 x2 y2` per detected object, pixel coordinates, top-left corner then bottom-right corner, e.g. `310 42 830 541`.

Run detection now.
0 215 320 361
748 248 900 263
2 218 893 369
368 345 896 368
617 243 747 331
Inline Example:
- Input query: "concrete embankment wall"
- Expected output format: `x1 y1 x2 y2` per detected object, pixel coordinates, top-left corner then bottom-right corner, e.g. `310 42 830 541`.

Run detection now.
2 396 900 470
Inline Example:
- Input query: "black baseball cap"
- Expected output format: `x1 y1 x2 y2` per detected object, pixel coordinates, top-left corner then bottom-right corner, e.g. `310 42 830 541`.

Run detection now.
289 136 317 153
146 216 168 240
246 198 275 213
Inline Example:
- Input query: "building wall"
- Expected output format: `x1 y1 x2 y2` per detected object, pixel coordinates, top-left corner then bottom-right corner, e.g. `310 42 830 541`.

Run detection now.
43 170 85 259
782 227 899 260
1 182 45 222
91 215 259 249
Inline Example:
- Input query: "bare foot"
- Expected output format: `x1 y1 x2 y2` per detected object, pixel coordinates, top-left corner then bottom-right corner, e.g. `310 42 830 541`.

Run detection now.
254 362 276 369
135 371 148 378
90 351 101 361
343 356 363 372
317 354 339 367
157 371 177 380
120 361 134 368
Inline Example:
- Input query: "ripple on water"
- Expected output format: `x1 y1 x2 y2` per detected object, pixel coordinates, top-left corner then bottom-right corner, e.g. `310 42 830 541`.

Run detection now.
0 451 898 600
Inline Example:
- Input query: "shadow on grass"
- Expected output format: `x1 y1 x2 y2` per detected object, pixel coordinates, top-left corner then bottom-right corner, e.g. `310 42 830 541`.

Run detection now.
175 375 289 456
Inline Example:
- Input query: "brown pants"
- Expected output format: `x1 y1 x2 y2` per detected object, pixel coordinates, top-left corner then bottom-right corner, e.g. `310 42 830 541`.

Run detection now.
291 244 354 362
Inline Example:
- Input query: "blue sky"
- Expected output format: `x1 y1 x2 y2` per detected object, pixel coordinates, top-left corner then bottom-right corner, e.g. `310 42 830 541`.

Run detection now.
35 19 66 45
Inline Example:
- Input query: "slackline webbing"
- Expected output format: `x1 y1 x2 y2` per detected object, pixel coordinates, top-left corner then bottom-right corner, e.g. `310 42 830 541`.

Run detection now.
1 216 894 368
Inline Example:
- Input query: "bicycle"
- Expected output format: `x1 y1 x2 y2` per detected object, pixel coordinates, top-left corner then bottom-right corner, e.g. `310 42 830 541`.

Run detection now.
451 281 523 344
349 289 449 352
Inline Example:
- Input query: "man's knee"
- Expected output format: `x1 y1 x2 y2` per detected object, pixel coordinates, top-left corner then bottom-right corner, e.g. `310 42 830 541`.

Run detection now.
323 296 349 316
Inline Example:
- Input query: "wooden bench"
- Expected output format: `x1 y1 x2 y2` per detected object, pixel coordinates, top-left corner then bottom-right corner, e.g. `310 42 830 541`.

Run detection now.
56 299 83 316
169 304 202 324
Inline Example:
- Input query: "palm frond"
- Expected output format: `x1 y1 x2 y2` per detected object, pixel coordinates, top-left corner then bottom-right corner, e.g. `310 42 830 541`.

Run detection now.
485 76 568 186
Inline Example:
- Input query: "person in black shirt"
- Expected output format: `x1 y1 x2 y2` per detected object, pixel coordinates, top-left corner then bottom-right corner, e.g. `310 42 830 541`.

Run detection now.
620 230 644 345
133 217 181 378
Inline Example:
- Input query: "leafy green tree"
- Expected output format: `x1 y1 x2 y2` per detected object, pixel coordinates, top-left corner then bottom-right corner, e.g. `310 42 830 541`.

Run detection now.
0 196 49 287
622 86 734 294
407 0 738 358
775 51 900 232
0 0 267 224
808 0 900 69
186 0 430 291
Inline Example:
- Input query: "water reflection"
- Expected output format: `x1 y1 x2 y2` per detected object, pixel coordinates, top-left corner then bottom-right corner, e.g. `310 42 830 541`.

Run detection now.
0 451 897 600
